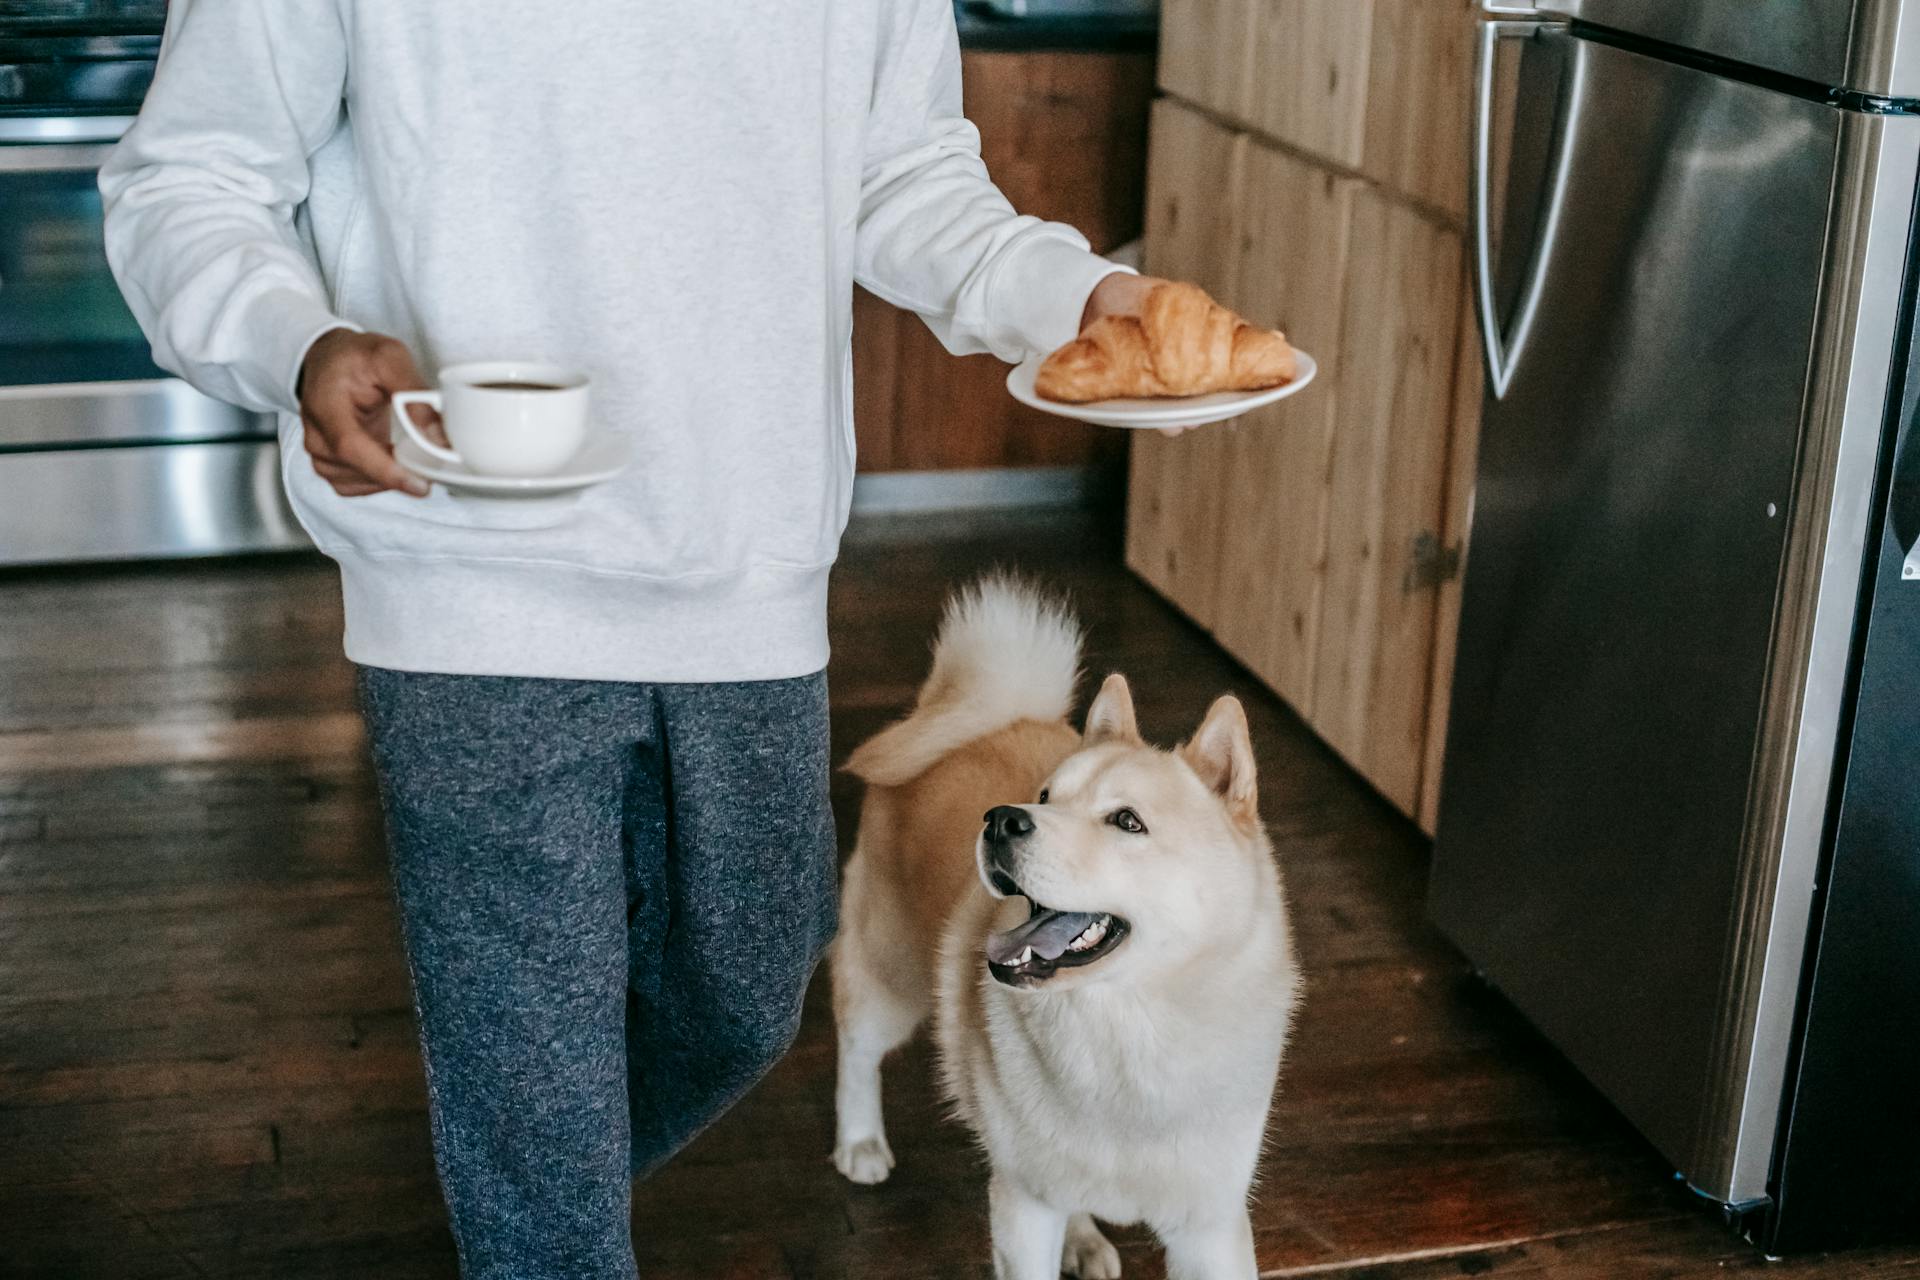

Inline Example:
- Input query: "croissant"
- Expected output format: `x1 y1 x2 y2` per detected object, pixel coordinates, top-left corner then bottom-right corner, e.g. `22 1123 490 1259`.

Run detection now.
1035 281 1298 404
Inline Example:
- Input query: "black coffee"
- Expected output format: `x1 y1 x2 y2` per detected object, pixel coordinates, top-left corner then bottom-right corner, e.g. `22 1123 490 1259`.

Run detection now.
472 381 567 392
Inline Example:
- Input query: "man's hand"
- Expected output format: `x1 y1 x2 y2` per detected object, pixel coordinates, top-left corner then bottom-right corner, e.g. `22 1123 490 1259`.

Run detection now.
298 328 435 498
1079 271 1168 332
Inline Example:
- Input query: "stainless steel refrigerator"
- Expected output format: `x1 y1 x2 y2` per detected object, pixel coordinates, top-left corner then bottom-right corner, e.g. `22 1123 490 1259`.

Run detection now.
1431 0 1919 1251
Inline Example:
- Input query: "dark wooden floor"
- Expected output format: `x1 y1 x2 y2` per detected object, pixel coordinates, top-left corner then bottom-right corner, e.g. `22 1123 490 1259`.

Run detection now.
2 510 1915 1280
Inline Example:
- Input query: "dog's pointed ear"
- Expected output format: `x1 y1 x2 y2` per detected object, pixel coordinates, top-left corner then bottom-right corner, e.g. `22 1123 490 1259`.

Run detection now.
1180 695 1258 824
1083 673 1141 746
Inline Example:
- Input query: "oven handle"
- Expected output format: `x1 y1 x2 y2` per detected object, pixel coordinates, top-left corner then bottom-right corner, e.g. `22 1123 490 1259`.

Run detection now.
0 115 132 175
0 115 134 146
0 142 122 174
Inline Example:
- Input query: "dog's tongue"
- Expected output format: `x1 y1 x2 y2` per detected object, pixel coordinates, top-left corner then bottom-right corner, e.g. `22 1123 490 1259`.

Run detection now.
986 909 1101 966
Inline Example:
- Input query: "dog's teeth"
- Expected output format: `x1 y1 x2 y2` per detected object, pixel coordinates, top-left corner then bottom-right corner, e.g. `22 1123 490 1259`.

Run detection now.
1069 918 1108 952
1015 947 1034 966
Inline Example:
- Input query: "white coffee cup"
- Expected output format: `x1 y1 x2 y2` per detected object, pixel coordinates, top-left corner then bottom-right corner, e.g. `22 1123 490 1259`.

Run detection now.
391 362 590 478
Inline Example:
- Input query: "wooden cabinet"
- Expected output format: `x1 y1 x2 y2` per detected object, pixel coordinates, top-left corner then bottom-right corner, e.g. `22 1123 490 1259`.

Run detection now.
1128 0 1483 828
1363 0 1476 219
1160 0 1476 220
1245 0 1374 168
1128 108 1367 720
1124 100 1248 624
1309 189 1464 814
1157 0 1254 117
853 48 1155 474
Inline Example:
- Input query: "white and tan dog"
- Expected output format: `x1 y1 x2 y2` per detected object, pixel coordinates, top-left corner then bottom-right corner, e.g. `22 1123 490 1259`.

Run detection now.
831 578 1299 1280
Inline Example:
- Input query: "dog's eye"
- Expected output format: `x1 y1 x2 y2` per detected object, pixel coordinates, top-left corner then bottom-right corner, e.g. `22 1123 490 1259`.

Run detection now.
1109 807 1147 835
1037 787 1049 804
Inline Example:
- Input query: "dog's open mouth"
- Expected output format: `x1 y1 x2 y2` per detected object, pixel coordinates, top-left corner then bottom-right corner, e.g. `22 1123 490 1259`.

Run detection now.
984 896 1130 988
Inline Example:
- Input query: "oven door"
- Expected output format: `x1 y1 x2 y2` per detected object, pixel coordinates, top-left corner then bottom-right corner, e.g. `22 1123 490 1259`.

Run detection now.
0 115 305 563
0 115 275 445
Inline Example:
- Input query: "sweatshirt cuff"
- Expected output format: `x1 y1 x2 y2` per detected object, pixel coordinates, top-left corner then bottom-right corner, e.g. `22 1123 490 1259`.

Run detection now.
991 233 1137 359
242 288 361 415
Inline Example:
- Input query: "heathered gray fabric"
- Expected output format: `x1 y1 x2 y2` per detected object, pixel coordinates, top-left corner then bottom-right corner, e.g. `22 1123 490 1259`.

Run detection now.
356 666 837 1279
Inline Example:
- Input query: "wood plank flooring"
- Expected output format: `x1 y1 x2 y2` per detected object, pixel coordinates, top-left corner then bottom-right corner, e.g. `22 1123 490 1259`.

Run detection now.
1 511 1914 1279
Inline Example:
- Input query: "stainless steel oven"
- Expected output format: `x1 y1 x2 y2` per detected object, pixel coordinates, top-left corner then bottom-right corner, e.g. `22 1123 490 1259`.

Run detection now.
0 25 305 564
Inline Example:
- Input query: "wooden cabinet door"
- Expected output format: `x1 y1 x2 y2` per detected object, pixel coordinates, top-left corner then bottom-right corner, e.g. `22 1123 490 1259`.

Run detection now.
1207 151 1358 712
1245 0 1376 167
1168 0 1473 224
1307 187 1465 816
1159 0 1255 118
1125 101 1248 628
1130 105 1473 821
1360 0 1476 221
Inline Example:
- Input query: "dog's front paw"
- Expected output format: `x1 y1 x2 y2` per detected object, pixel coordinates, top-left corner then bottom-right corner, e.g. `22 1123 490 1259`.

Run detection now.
832 1136 896 1185
1062 1217 1122 1279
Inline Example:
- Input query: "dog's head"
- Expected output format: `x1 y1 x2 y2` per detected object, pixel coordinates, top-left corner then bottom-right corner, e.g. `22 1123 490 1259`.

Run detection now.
975 673 1274 992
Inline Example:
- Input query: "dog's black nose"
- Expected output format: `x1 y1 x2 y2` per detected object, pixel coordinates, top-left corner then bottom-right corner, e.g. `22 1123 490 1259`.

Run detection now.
983 805 1035 844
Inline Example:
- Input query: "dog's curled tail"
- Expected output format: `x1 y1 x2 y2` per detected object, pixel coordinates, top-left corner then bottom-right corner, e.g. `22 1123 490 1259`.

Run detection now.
844 574 1082 789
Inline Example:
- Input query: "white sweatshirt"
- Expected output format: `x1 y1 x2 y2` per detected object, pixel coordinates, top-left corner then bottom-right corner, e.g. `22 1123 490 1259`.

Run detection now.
101 0 1123 682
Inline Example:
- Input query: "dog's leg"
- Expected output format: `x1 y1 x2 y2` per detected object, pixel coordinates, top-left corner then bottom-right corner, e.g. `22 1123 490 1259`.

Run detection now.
989 1175 1070 1280
1156 1209 1257 1280
830 912 924 1184
1062 1212 1122 1279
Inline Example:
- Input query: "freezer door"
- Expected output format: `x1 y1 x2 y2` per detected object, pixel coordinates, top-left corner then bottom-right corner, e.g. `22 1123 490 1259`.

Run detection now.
1432 29 1840 1200
1546 0 1918 98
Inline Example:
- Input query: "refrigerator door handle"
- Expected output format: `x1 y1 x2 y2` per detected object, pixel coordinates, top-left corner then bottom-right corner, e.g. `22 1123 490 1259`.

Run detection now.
1473 20 1585 398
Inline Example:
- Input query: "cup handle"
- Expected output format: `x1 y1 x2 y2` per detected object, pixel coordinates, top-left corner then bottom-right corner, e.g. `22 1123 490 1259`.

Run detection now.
390 390 457 464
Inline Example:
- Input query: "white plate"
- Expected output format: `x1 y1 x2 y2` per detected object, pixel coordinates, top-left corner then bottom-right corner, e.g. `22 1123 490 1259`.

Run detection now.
1006 349 1317 429
393 433 632 496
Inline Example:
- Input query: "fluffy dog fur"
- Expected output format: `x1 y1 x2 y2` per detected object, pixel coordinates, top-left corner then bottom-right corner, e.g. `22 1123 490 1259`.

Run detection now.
831 577 1299 1280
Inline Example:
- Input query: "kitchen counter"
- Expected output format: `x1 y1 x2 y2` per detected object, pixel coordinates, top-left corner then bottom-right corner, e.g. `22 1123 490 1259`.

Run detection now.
955 2 1158 52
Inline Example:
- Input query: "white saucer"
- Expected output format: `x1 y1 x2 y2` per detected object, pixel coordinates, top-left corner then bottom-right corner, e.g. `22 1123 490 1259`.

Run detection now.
1006 350 1318 429
393 433 632 496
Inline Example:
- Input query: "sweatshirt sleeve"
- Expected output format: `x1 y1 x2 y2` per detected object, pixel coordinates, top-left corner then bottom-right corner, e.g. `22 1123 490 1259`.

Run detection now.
854 0 1132 363
98 0 357 417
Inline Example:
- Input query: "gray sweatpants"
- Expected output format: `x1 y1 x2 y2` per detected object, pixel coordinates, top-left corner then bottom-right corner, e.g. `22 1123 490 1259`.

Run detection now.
356 667 838 1280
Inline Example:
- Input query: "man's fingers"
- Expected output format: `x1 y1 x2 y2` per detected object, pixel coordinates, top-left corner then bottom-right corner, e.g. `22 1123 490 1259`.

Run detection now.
306 391 429 496
303 419 341 467
312 457 368 486
333 426 431 497
401 400 450 449
311 453 389 497
366 337 450 447
297 332 436 495
315 459 410 499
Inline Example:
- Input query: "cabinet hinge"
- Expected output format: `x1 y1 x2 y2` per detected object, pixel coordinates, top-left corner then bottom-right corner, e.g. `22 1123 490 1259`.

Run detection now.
1404 532 1462 594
